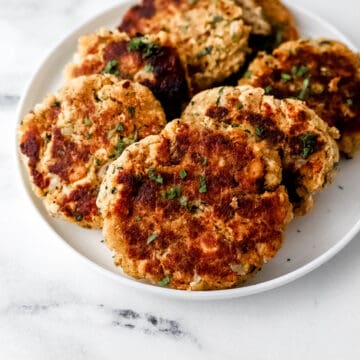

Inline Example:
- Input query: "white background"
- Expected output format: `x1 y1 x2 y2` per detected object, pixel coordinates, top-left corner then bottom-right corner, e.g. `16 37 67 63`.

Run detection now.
1 0 360 359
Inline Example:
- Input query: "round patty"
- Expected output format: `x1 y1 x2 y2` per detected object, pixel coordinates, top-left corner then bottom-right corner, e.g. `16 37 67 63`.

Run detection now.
239 39 360 157
119 0 252 93
183 85 339 215
65 28 189 120
97 119 293 290
19 74 166 229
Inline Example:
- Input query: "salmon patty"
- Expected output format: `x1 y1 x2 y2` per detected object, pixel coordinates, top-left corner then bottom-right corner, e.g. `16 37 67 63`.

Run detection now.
119 0 252 92
65 28 189 120
97 118 293 290
239 39 360 157
183 85 339 214
19 74 166 228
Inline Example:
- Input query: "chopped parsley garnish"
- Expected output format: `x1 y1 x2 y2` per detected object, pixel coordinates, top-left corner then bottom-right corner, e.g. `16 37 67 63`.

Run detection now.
149 168 163 184
179 169 187 179
144 64 154 72
281 73 292 82
291 64 308 78
196 46 213 58
264 85 272 95
333 162 340 169
115 123 124 131
44 133 51 143
128 106 135 117
164 186 181 200
53 101 61 107
236 102 243 109
108 153 116 159
131 130 138 144
187 0 197 4
255 126 265 138
199 176 207 193
84 117 92 126
116 138 125 155
85 132 91 140
102 60 119 75
347 98 353 106
210 15 223 28
95 157 101 166
243 70 251 78
127 37 160 58
58 150 65 157
202 157 208 166
298 76 311 100
75 213 83 222
135 215 141 222
147 233 158 244
111 187 117 194
300 133 317 159
232 123 240 128
158 276 170 287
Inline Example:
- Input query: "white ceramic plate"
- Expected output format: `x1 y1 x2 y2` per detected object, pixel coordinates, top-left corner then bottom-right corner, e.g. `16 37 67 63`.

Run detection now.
16 0 360 300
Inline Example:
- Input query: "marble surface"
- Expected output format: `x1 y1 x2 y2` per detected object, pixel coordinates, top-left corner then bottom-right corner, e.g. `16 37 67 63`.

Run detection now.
1 0 360 358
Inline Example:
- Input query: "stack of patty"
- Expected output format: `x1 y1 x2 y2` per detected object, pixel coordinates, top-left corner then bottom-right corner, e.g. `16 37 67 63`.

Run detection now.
18 0 359 290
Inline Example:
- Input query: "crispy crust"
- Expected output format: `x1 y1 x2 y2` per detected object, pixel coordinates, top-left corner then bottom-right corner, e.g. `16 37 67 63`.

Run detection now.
65 29 189 120
119 0 252 92
19 75 166 228
183 85 339 215
97 119 293 290
240 39 360 157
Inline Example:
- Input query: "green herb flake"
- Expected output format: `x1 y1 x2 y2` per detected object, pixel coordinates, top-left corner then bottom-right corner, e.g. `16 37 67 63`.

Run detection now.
255 126 265 138
149 168 163 184
115 138 126 156
102 60 119 75
187 0 197 4
127 37 160 58
199 176 207 193
164 186 181 200
85 132 91 140
84 117 93 126
232 123 240 128
131 130 138 144
135 215 142 222
236 102 243 109
44 133 52 143
298 76 311 100
196 46 213 58
300 133 317 159
95 157 101 166
264 85 272 95
111 187 117 194
128 106 135 117
202 157 208 166
58 150 65 157
347 98 353 106
333 162 340 169
158 276 170 287
281 73 292 82
75 213 83 222
144 64 154 72
115 123 124 131
243 70 252 78
179 169 187 179
53 101 61 107
210 15 223 28
147 233 158 244
108 153 116 159
296 64 308 77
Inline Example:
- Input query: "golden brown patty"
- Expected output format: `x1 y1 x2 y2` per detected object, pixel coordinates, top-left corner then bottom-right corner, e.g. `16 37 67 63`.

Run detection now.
19 74 166 228
183 85 339 214
97 119 293 290
119 0 252 92
239 39 360 157
65 29 189 120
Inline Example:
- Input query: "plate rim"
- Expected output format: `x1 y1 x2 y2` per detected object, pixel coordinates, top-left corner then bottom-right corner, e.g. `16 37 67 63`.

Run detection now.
14 0 360 301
